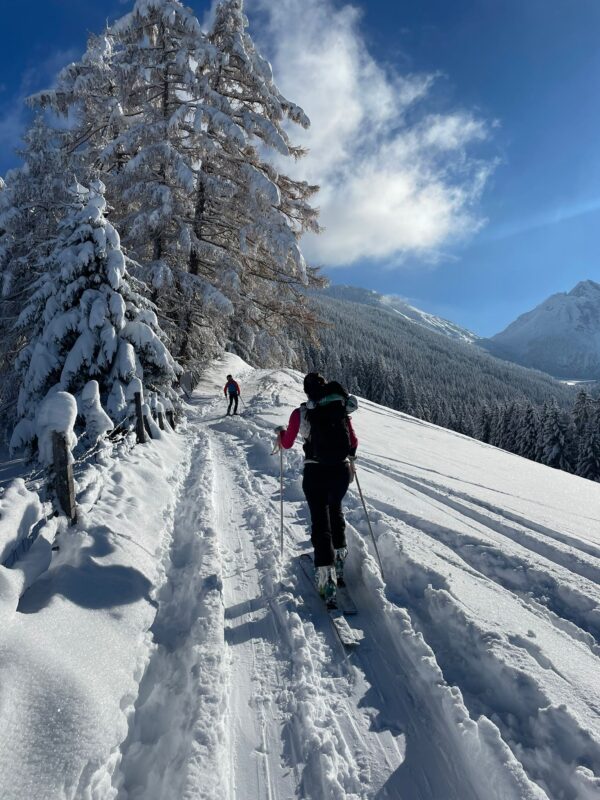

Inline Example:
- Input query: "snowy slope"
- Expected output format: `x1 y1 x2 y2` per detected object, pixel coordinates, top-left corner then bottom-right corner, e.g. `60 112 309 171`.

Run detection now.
322 284 479 343
482 279 600 378
1 354 600 799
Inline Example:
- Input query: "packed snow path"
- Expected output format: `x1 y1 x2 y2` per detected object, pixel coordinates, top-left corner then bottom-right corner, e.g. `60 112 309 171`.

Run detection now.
2 354 600 799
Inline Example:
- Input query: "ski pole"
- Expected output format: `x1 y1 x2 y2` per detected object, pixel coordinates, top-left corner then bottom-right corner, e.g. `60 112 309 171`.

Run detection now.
279 447 284 557
354 467 384 580
272 432 284 557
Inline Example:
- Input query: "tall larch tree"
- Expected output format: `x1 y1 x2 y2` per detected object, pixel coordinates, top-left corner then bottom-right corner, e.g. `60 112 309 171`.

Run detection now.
31 0 323 380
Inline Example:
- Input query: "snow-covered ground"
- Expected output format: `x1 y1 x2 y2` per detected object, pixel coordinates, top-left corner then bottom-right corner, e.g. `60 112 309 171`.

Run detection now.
1 353 600 800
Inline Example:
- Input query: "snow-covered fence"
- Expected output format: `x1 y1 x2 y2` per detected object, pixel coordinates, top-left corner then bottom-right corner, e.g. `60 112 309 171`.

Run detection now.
6 381 179 557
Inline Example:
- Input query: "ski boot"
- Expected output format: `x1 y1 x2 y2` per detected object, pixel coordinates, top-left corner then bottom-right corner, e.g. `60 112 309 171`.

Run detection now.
335 547 348 587
315 565 337 609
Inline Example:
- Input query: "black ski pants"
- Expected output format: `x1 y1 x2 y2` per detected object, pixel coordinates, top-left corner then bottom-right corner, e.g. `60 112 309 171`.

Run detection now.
227 393 239 414
302 462 352 567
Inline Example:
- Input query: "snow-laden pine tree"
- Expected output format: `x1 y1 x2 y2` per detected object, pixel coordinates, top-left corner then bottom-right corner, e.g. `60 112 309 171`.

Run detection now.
30 6 231 377
0 117 72 427
476 405 492 443
541 399 574 472
517 403 541 460
573 389 592 439
29 32 119 188
11 181 180 454
576 404 600 481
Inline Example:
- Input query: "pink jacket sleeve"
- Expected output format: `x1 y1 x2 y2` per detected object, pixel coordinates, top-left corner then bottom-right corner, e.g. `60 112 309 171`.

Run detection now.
347 417 358 452
279 408 301 449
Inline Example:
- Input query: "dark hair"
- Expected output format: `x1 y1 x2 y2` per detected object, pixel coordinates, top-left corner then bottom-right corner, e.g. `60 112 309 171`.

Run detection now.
226 374 232 379
303 372 326 400
326 380 349 399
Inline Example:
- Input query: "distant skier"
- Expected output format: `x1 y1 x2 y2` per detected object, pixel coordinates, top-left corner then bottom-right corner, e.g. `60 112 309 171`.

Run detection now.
276 373 358 607
224 374 241 415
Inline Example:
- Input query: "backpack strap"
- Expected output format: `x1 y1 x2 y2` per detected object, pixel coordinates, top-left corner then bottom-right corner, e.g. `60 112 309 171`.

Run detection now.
299 404 311 439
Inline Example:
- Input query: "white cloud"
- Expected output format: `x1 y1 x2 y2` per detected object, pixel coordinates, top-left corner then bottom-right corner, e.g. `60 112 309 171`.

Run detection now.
249 0 495 267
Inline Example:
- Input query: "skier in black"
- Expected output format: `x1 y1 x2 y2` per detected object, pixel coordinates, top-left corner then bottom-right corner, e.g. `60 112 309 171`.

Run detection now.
276 372 358 606
223 374 241 415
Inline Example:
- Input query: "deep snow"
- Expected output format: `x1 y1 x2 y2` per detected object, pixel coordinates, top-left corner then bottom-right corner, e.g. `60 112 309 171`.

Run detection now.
1 353 599 799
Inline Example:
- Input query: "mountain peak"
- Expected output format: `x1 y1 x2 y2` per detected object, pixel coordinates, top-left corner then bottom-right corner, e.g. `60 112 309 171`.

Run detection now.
482 278 600 379
569 279 600 298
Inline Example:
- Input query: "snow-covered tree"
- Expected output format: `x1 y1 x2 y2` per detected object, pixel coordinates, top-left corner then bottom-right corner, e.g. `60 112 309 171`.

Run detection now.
205 0 323 345
476 404 492 443
0 117 72 427
573 388 593 437
541 400 574 472
516 403 540 460
576 406 600 481
576 433 600 481
11 181 180 454
31 0 323 377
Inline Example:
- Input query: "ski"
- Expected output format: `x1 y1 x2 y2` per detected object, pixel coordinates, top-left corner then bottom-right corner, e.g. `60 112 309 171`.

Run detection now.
335 580 358 616
299 554 363 648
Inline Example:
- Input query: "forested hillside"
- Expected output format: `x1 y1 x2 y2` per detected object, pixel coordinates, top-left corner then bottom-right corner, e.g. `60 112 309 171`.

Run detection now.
322 283 478 342
300 293 574 422
294 293 600 481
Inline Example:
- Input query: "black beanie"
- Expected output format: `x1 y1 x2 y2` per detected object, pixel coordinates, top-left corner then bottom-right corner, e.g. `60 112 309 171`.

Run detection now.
303 372 326 398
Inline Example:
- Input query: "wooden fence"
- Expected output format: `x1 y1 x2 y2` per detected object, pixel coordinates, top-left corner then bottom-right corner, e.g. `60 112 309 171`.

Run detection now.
1 395 178 569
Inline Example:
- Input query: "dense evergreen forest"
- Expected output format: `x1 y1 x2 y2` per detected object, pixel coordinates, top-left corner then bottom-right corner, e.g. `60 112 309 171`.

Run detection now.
294 294 600 481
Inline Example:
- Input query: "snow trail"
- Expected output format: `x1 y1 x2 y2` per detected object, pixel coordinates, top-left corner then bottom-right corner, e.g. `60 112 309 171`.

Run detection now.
211 429 297 800
113 427 228 800
4 355 600 799
189 359 551 799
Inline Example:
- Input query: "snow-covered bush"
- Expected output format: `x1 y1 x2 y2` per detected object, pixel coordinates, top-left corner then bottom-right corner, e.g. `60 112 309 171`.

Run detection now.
32 391 78 467
79 380 114 442
11 181 180 457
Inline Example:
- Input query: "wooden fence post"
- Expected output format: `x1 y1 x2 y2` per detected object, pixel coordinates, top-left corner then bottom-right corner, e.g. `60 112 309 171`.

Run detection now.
157 411 165 430
167 410 176 429
52 431 77 524
143 412 154 439
135 392 146 444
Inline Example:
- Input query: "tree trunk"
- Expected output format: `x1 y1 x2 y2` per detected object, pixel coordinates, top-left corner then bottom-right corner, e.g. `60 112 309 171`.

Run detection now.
189 176 206 276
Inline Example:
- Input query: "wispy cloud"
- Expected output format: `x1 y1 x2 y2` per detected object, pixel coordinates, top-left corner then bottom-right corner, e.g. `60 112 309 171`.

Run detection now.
249 0 495 268
487 197 600 242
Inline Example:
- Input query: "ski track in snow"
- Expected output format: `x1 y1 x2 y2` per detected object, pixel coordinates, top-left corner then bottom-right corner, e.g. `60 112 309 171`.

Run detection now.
4 356 600 800
112 427 229 800
115 360 600 800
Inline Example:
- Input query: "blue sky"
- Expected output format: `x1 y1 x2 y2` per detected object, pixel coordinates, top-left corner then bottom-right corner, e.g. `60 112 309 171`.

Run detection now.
1 0 599 336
